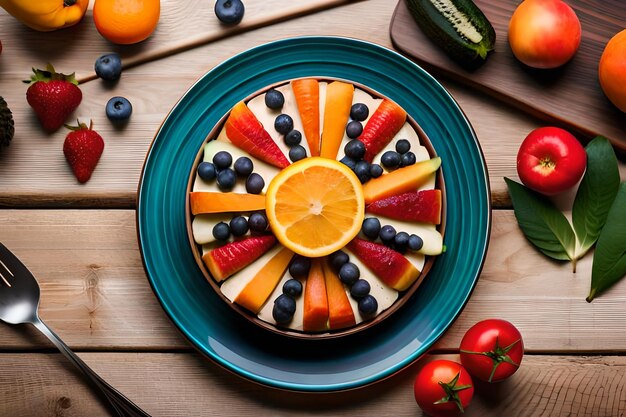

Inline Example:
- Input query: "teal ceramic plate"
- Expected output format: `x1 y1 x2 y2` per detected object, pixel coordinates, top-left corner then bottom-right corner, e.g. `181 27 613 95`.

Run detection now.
137 36 491 392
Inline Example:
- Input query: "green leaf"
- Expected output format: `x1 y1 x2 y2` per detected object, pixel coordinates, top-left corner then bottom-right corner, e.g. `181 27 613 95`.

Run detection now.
587 183 626 302
572 136 620 258
505 177 576 262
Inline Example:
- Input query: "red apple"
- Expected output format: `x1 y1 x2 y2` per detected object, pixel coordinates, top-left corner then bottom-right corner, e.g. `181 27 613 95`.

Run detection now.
516 127 586 195
508 0 582 69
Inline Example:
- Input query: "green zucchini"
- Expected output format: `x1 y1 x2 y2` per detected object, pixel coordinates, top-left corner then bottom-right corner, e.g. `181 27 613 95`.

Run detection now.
406 0 496 68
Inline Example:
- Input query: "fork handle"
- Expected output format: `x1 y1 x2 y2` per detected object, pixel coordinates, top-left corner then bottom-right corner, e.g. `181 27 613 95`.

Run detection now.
32 318 151 417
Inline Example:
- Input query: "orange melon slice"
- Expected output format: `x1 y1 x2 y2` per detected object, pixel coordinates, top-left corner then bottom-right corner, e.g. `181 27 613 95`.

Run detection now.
190 192 266 215
320 81 354 159
322 261 356 330
302 259 329 332
292 79 320 156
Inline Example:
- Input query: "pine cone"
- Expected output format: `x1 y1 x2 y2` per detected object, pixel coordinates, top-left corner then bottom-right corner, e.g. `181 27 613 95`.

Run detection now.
1 96 15 148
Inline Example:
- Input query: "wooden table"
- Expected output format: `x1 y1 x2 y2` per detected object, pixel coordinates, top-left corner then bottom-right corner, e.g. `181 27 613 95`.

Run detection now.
1 1 626 415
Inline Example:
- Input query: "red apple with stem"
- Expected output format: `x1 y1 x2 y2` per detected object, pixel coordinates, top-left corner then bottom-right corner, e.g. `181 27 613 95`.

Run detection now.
516 127 586 196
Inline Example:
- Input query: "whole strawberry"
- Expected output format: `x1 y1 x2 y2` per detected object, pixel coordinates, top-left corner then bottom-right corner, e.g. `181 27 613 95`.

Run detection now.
63 121 104 183
25 64 82 132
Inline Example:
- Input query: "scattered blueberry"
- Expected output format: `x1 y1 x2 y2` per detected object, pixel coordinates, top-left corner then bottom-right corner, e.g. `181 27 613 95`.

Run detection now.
95 53 122 81
289 255 311 279
248 212 268 232
245 173 265 194
284 130 302 147
234 156 253 177
346 120 363 139
394 231 410 253
350 279 371 299
344 140 366 160
339 156 357 171
354 160 371 183
408 234 424 251
105 96 132 122
379 225 397 243
381 151 401 168
216 168 237 191
338 262 360 286
212 151 232 169
350 103 369 121
274 114 294 135
329 250 349 271
289 145 307 162
358 295 378 315
400 151 417 167
282 279 303 298
229 216 249 237
214 0 245 24
197 161 217 181
369 164 383 178
395 139 411 154
272 294 296 324
362 217 381 239
212 222 231 241
264 89 284 109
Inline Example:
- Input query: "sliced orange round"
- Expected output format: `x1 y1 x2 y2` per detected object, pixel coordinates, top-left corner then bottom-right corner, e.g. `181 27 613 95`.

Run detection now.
266 157 365 257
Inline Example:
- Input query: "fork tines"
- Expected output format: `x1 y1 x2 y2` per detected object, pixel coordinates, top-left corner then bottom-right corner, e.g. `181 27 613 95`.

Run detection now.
0 259 13 287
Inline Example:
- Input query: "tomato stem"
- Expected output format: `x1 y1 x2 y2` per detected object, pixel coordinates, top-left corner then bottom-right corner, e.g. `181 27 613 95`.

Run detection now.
433 371 472 412
460 337 521 383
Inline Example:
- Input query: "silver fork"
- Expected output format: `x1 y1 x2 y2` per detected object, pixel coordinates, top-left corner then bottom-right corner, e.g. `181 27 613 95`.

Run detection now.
0 242 151 417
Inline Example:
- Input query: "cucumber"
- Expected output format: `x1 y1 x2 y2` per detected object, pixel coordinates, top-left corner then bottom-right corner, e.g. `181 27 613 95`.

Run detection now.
406 0 496 68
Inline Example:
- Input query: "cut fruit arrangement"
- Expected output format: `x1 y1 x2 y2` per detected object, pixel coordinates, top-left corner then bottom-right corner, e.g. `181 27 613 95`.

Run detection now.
188 78 445 337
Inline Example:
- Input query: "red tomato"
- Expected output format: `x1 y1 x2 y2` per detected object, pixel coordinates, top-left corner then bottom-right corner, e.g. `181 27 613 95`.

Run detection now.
516 126 586 195
459 319 524 383
413 360 474 417
508 0 581 69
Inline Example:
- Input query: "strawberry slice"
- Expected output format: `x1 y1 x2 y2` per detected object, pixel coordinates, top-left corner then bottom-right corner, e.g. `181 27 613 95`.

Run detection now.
202 235 277 281
224 102 289 169
366 189 442 224
360 99 407 162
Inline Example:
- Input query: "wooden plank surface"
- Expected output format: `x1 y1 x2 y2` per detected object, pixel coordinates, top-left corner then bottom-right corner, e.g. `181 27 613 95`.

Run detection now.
1 352 626 416
1 209 626 352
390 0 626 155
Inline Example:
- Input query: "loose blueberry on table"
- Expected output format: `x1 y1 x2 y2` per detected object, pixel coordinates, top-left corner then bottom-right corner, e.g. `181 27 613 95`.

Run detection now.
214 0 245 24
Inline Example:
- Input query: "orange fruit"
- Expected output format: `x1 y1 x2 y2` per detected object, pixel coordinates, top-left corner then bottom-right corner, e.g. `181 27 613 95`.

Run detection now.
599 29 626 113
93 0 160 45
265 157 364 257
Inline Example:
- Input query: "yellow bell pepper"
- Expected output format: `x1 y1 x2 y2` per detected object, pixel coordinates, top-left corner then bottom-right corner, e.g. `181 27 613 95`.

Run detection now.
0 0 89 32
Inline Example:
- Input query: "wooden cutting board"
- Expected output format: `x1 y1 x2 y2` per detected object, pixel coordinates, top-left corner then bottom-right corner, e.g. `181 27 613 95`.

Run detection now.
389 0 626 156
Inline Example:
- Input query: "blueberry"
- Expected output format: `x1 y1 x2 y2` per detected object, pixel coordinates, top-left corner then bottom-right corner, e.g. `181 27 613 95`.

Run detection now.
339 156 357 171
400 152 417 167
350 103 369 121
212 151 232 169
346 121 363 139
229 216 249 237
105 96 132 122
369 164 383 178
329 250 349 271
339 262 360 286
272 294 296 324
408 234 424 251
197 162 216 181
344 140 366 160
212 222 231 241
282 279 303 298
289 255 311 279
362 217 381 239
95 53 122 81
214 0 245 24
394 231 410 253
274 114 294 135
248 212 268 232
234 156 253 176
395 139 411 154
264 89 284 109
379 225 397 243
354 160 371 183
350 279 371 299
381 151 401 168
284 130 302 147
358 295 378 315
216 168 237 191
289 145 307 162
245 173 265 194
